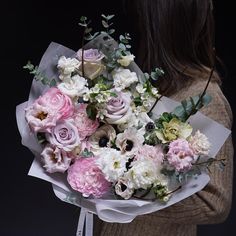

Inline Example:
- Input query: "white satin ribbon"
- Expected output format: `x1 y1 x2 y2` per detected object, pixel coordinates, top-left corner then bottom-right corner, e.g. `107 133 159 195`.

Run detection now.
76 208 93 236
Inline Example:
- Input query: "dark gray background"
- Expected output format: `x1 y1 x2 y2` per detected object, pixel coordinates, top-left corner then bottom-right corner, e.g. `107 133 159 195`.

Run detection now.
2 1 235 235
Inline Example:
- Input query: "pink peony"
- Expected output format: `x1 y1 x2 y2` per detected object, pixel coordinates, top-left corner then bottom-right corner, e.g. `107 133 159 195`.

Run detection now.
67 157 110 198
37 87 74 120
46 119 80 152
167 139 194 172
73 103 99 140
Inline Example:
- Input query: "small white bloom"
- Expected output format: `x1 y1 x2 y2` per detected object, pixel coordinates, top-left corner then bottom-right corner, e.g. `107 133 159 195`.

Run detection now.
57 74 88 99
117 54 135 67
96 148 128 182
136 83 146 94
57 56 81 81
112 68 138 92
151 87 159 96
189 130 211 155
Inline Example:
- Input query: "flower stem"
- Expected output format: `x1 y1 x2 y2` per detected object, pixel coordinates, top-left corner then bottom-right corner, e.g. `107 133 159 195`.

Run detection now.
148 95 163 116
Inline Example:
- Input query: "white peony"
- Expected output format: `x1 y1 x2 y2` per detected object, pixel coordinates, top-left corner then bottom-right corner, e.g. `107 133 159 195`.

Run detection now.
112 67 138 92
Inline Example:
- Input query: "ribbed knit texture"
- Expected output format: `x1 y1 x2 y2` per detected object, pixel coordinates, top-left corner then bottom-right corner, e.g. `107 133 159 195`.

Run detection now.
94 79 234 236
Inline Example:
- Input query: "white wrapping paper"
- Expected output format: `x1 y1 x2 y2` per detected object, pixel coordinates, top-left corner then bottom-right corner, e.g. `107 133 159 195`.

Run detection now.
16 37 231 224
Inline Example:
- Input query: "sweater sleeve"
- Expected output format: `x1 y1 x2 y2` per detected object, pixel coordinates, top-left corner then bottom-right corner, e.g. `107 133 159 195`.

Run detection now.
140 81 234 225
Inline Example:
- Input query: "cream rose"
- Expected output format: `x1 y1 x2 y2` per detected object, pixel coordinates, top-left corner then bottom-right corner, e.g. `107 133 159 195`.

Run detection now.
117 54 135 67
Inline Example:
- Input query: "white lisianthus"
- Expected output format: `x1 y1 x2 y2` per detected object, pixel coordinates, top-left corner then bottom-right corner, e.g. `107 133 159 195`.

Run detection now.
126 159 161 190
117 54 135 67
96 148 128 182
112 68 138 92
189 130 211 155
57 75 88 99
57 56 81 81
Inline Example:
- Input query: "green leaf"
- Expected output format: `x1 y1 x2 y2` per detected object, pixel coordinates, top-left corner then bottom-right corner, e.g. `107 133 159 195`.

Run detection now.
119 43 126 51
102 20 109 28
172 93 212 121
86 104 97 120
108 29 115 35
49 79 57 87
78 22 87 27
106 14 115 20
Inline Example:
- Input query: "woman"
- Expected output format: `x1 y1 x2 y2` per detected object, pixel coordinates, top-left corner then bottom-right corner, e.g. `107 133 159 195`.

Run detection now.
95 0 234 235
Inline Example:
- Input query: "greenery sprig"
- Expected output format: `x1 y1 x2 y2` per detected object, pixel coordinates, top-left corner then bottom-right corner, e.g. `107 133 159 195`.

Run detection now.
23 61 56 87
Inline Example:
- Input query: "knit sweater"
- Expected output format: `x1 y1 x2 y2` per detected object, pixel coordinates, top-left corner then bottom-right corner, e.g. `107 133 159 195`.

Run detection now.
94 79 234 236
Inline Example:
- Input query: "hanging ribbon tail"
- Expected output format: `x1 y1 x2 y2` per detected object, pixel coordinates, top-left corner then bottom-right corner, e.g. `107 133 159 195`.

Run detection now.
76 207 94 236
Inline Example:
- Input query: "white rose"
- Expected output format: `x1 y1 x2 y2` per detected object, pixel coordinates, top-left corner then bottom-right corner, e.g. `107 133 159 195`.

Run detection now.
112 68 138 92
117 54 135 67
57 75 88 99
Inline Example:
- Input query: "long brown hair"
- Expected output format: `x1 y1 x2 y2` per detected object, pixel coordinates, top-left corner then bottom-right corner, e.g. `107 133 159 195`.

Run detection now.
123 0 220 95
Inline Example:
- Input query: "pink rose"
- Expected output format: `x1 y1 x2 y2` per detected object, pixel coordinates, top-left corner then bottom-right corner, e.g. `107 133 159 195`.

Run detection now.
41 144 72 173
76 48 105 62
37 87 74 120
67 157 110 198
73 103 99 140
167 139 194 172
46 119 80 152
105 92 132 124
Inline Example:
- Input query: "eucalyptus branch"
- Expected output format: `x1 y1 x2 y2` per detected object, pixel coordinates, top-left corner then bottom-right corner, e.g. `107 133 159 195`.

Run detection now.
101 14 115 36
193 158 226 166
184 53 216 121
23 61 56 87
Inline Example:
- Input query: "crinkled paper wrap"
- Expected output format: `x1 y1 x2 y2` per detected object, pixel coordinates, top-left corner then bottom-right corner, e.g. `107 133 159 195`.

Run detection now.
16 35 231 223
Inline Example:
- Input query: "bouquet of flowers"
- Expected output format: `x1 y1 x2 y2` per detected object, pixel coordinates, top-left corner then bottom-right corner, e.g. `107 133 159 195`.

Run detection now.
16 15 231 235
